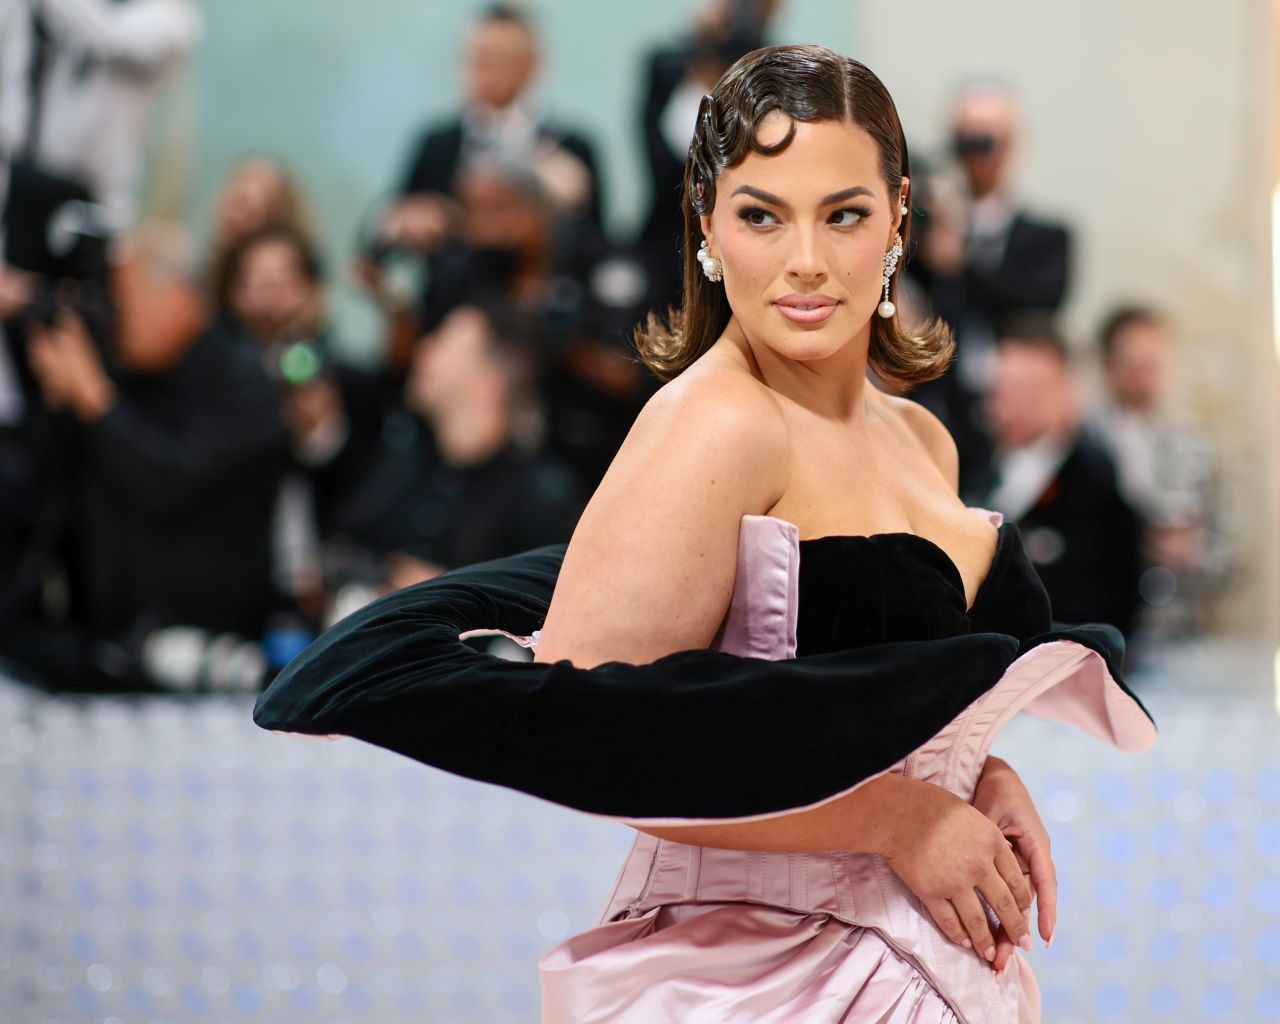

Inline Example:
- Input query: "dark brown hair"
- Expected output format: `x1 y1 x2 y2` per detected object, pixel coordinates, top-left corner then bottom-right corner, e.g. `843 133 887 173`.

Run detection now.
213 224 323 319
634 44 954 384
1098 304 1163 360
996 311 1069 363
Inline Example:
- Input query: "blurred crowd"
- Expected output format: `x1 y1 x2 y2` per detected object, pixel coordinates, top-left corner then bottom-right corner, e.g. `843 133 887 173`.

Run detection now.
0 0 1230 694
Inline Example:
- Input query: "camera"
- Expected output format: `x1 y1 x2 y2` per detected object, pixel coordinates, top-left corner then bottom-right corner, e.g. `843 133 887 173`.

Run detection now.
263 338 326 389
3 161 114 339
953 132 998 158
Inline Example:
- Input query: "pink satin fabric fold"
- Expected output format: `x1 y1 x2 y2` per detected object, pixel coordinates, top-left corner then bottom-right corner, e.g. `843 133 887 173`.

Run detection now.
537 509 1151 1022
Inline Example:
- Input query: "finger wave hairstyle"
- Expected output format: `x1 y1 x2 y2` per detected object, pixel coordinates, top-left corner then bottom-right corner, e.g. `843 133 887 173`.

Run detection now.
634 44 954 385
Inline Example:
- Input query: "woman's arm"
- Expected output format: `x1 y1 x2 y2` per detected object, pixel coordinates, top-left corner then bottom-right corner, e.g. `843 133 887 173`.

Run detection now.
641 773 1033 964
535 371 1034 961
534 367 789 667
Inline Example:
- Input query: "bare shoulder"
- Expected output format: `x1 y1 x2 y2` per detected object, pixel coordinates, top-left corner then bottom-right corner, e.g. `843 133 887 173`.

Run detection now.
533 360 789 668
880 392 959 492
642 359 790 461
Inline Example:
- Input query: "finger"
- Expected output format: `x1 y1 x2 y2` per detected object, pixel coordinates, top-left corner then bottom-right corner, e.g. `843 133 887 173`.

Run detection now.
990 925 1015 975
923 897 972 951
994 840 1033 913
978 868 1032 953
950 890 996 963
27 334 54 370
1018 833 1058 943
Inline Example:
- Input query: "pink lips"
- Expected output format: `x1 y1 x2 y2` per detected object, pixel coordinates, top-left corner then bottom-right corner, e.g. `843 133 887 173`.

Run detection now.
773 293 838 324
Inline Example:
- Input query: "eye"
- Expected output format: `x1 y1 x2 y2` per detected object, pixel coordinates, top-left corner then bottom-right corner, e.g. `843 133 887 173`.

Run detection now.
829 206 872 227
737 206 779 227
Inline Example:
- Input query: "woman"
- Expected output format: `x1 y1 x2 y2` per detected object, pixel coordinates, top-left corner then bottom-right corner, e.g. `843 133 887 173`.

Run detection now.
255 45 1154 1023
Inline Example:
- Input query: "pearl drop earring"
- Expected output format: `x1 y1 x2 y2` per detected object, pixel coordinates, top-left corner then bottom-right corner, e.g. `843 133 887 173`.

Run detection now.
697 239 723 283
878 234 903 318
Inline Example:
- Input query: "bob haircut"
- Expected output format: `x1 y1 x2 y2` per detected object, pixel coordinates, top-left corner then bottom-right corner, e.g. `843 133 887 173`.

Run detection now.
635 44 954 385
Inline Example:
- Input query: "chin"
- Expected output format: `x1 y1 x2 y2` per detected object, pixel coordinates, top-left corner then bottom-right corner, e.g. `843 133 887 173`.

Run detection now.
772 313 864 358
770 330 853 363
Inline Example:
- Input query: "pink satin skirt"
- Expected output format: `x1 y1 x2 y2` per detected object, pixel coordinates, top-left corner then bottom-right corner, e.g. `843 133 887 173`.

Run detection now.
541 895 1039 1022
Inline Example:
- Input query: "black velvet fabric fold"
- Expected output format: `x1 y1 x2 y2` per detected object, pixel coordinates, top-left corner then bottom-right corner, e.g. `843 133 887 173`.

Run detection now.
795 522 1053 655
254 539 1152 820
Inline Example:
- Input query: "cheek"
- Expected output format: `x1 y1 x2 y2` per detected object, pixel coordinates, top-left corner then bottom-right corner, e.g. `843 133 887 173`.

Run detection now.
839 238 889 300
716 227 777 288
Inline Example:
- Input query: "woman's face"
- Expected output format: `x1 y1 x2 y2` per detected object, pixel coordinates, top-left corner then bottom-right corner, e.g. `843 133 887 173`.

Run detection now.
229 239 319 342
701 114 905 364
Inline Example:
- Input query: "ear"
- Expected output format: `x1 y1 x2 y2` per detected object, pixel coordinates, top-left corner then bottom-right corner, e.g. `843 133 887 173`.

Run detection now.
891 175 911 240
698 213 715 256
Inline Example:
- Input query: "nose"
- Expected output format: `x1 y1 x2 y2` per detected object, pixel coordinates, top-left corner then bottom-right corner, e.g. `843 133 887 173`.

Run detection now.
784 224 826 284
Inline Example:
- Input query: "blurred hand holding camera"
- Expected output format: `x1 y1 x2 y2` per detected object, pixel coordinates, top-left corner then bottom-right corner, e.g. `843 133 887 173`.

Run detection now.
27 311 117 422
281 377 347 464
379 194 459 254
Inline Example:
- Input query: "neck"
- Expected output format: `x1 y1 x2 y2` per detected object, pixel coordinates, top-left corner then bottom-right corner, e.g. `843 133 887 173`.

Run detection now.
726 316 874 426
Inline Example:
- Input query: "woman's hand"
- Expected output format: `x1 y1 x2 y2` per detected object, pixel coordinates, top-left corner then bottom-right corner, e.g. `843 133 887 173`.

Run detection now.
882 780 1034 967
973 755 1057 973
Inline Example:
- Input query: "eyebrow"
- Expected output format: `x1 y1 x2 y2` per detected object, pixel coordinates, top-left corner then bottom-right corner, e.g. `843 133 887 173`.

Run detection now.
729 184 876 207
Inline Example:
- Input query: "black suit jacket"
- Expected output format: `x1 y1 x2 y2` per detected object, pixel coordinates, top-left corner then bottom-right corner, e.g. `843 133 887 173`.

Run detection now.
73 327 289 638
1003 435 1143 639
915 211 1071 334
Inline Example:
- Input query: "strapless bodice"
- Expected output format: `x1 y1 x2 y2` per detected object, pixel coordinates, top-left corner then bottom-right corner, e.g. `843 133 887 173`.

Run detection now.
795 522 1052 656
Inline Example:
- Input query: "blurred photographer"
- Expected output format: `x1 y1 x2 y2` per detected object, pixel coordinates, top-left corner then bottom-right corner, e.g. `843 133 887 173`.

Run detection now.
0 223 290 693
322 302 583 608
215 224 394 497
385 4 600 240
0 0 201 234
634 0 781 312
0 0 200 644
1087 306 1232 639
215 225 413 622
358 3 603 349
909 80 1073 495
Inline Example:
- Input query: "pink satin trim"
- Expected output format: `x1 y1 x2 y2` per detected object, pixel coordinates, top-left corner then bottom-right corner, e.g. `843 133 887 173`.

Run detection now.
711 514 801 659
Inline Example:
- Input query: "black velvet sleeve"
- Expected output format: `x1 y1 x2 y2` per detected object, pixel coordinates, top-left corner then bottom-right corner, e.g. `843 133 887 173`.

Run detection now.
255 545 1043 819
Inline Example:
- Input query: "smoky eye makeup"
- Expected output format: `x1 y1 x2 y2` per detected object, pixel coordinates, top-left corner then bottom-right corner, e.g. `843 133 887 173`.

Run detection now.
828 206 873 226
736 206 780 227
734 204 873 228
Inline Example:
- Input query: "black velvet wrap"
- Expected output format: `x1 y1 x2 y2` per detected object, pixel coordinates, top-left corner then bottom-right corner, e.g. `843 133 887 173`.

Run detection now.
253 540 1151 820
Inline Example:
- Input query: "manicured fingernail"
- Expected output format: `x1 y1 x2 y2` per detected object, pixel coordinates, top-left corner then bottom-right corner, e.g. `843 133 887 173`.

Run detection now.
1045 930 1055 950
962 938 972 949
1018 933 1033 952
984 945 996 962
997 958 1011 978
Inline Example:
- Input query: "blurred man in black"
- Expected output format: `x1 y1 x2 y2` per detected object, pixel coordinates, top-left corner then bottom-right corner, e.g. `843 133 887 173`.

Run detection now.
376 4 603 257
978 317 1142 641
0 226 288 691
634 0 780 313
320 303 583 601
1088 306 1231 638
910 81 1072 495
